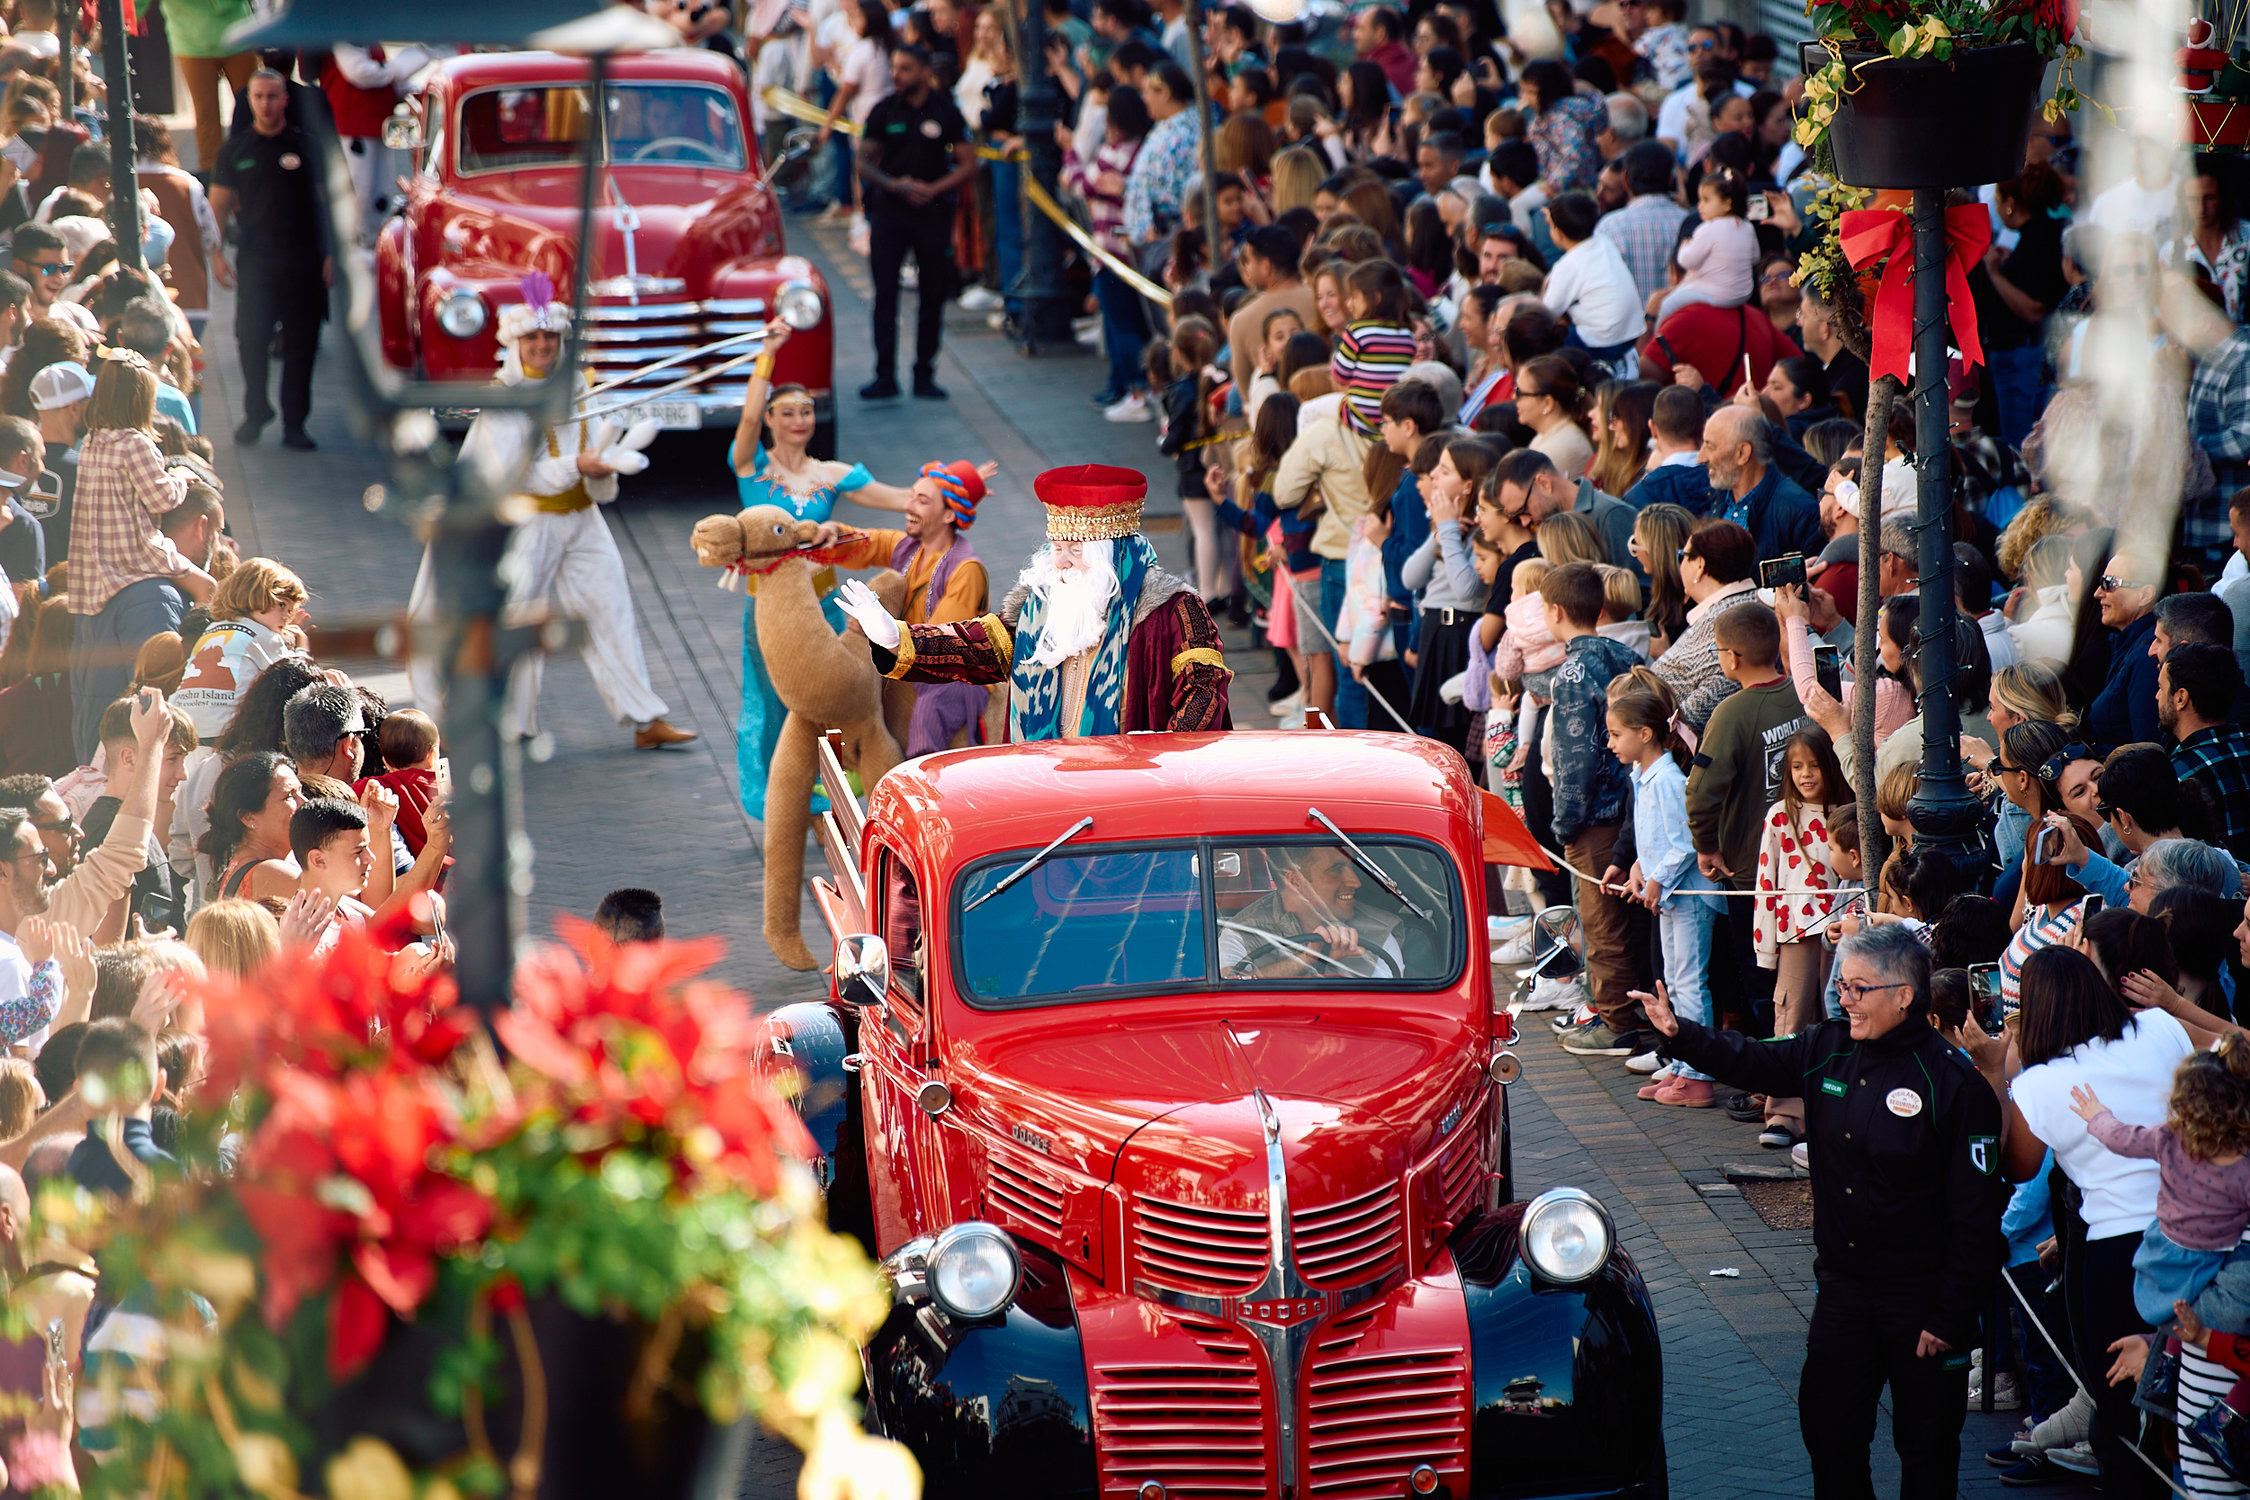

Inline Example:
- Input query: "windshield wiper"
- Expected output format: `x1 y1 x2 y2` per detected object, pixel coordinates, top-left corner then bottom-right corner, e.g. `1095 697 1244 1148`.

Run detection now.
963 815 1094 912
1307 807 1430 923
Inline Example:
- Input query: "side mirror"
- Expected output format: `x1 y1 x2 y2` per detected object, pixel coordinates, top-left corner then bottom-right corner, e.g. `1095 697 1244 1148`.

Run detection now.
836 933 891 1011
382 114 425 152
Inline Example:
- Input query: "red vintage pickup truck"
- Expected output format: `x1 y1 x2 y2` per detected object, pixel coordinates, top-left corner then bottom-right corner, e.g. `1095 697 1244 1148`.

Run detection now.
763 731 1667 1500
376 49 838 452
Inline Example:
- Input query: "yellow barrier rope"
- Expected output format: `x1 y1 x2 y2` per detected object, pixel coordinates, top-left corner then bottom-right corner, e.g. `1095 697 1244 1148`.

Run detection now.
761 86 1175 308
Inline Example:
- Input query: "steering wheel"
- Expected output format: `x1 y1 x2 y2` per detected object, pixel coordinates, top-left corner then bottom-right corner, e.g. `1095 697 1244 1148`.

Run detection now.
1279 931 1400 980
627 136 729 164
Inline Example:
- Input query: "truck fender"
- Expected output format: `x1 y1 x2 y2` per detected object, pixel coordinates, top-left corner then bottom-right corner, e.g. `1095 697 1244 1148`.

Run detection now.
1452 1206 1668 1500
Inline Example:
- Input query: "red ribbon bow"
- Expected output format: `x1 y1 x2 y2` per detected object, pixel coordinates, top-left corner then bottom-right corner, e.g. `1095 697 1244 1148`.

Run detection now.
1837 204 1993 386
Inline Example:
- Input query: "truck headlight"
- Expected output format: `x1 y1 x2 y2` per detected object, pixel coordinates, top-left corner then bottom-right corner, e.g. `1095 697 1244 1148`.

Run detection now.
1520 1187 1611 1283
436 288 487 339
775 279 824 331
927 1222 1019 1320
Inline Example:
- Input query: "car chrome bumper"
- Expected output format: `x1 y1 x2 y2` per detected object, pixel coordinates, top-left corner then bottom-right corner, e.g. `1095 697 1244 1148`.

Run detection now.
432 388 831 431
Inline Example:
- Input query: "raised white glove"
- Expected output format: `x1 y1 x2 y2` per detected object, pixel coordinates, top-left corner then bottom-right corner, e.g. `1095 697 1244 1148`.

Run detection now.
837 578 901 651
620 418 662 451
598 446 651 475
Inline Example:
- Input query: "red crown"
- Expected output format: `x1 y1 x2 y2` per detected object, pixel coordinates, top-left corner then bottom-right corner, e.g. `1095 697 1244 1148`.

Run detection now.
1033 464 1147 541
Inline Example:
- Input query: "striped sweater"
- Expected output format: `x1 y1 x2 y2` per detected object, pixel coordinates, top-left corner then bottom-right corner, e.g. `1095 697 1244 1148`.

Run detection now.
1331 319 1417 438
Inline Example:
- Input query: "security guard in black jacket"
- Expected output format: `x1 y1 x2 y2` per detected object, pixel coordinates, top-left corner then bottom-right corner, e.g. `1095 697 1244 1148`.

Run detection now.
1639 922 2007 1499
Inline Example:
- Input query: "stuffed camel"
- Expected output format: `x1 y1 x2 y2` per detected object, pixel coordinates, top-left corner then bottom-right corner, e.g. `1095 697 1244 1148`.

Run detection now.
690 504 913 969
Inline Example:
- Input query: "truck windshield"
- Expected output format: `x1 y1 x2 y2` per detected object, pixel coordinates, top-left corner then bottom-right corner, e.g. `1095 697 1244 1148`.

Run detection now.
456 83 747 175
953 839 1460 1006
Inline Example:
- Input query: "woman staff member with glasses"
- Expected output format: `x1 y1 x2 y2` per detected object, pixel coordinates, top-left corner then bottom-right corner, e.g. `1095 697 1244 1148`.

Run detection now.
1635 922 2008 1499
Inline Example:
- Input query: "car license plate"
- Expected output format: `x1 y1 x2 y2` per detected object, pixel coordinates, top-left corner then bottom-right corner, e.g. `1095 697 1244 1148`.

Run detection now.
613 400 702 430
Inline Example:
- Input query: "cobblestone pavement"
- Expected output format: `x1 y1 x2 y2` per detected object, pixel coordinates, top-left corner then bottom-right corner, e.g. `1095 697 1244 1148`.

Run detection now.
199 213 2077 1499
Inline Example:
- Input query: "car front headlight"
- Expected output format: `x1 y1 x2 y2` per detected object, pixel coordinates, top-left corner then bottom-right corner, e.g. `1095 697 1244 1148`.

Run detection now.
436 288 487 339
926 1222 1020 1320
775 279 824 331
1520 1186 1612 1283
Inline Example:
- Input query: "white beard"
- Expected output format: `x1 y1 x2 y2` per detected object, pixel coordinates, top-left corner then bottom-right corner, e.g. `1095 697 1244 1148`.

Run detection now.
1020 540 1120 670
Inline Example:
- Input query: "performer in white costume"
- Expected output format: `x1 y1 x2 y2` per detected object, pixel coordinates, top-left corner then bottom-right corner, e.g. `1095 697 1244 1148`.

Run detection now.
409 274 696 749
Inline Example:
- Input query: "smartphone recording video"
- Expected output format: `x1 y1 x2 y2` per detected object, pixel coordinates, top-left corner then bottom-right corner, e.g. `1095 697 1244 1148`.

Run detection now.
1759 553 1806 592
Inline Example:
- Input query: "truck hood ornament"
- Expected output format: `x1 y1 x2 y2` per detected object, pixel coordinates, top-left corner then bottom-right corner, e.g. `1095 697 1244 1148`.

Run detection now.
1131 1089 1390 1499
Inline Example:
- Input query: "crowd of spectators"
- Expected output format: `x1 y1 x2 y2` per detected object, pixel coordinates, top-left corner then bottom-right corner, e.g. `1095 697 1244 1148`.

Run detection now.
754 0 2250 1491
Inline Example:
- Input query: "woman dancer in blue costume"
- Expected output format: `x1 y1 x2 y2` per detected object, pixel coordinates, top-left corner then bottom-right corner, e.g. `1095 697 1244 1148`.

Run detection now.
730 317 938 819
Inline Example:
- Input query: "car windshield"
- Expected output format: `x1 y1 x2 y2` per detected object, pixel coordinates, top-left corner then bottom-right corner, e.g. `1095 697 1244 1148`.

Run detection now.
954 839 1461 1006
455 83 746 175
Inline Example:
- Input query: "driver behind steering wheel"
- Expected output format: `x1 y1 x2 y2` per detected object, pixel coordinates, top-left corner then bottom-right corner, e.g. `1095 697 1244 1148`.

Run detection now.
1219 846 1404 980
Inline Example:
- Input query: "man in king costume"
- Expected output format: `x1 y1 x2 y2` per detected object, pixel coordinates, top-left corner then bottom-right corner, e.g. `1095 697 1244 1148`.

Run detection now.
836 464 1233 739
408 274 695 750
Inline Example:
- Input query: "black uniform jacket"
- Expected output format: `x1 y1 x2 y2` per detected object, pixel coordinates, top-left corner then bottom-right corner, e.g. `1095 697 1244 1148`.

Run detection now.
1663 1014 2009 1345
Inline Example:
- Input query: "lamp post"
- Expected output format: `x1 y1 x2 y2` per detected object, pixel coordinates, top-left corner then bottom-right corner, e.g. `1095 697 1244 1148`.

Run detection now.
98 0 143 271
1901 189 1985 871
1010 0 1076 347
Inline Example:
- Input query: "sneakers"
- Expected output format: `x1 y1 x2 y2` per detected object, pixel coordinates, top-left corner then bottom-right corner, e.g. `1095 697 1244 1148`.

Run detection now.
1268 689 1304 720
1968 1371 2025 1411
1487 914 1533 941
1625 1050 1664 1074
1725 1093 1769 1123
1757 1119 1802 1150
1790 1141 1809 1171
1529 978 1586 1014
1993 1454 2067 1486
1650 1076 1715 1107
1550 1000 1596 1032
860 378 903 400
1104 392 1153 422
958 285 1003 311
2045 1442 2098 1477
913 377 948 400
1491 924 1539 967
1561 1023 1636 1057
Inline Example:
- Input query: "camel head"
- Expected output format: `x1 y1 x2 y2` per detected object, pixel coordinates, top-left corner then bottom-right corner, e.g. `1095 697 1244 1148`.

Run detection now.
688 504 825 572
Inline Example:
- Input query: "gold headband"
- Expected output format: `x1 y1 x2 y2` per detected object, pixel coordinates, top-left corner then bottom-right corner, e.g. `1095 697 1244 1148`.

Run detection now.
768 397 815 414
1044 499 1143 541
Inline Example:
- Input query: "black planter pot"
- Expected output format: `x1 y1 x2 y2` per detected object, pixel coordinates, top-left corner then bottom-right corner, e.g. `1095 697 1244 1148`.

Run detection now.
1797 40 2045 189
320 1298 718 1500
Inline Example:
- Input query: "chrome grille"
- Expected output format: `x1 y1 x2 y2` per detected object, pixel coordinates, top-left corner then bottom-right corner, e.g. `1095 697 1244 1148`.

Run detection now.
577 297 765 400
1131 1195 1269 1297
1304 1314 1471 1498
1290 1185 1404 1288
1437 1097 1484 1222
1091 1321 1269 1498
985 1155 1065 1238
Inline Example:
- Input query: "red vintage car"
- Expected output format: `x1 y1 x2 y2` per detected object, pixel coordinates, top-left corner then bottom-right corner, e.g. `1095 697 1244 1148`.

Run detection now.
375 49 837 452
764 731 1666 1500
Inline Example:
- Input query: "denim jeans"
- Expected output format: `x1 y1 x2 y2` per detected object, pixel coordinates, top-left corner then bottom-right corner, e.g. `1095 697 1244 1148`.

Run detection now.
2192 1245 2250 1335
1092 266 1150 401
1660 870 1723 1080
1987 342 2046 451
1319 556 1368 728
988 154 1025 321
69 576 188 764
2135 1224 2232 1328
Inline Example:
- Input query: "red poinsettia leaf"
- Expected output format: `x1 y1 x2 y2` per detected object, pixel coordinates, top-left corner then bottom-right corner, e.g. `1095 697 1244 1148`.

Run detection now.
329 1275 391 1382
352 1240 436 1317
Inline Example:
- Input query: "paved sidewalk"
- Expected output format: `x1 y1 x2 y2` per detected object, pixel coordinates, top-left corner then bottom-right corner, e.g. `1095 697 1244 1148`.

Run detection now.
198 209 2071 1498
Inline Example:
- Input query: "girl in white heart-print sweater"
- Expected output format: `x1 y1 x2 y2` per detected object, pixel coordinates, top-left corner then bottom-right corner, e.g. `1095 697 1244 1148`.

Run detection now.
1753 723 1850 1028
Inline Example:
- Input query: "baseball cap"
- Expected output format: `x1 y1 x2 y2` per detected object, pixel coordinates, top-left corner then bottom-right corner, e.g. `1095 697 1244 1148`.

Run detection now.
29 361 93 410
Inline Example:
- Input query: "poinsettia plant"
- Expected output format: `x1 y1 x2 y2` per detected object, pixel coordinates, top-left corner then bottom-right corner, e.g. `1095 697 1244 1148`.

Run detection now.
17 915 907 1500
1791 0 2084 311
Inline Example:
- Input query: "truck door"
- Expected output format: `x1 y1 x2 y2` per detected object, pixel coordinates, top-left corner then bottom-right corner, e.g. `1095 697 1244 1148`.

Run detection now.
863 845 950 1251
